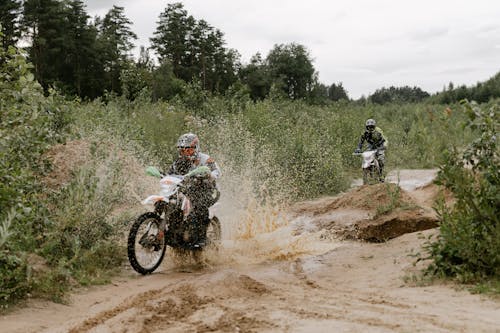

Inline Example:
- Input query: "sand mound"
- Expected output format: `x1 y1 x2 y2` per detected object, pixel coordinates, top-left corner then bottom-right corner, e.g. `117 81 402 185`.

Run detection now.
291 183 439 242
409 182 455 208
291 183 416 216
42 140 91 188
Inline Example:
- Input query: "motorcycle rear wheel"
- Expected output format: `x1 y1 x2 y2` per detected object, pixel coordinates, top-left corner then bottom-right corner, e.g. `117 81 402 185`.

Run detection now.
127 212 167 275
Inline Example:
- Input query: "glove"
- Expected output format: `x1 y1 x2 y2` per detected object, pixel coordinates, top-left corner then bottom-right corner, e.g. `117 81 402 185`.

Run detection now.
354 148 362 154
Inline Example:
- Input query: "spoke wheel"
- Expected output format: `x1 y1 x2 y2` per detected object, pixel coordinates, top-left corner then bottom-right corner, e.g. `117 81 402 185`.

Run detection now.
127 212 167 275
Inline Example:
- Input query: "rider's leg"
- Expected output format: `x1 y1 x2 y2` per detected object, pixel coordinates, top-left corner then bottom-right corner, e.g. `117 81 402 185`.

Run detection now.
186 206 209 246
184 178 216 247
377 150 385 182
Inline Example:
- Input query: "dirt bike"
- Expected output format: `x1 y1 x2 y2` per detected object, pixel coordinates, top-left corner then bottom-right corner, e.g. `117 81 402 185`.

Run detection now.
353 149 383 185
127 166 221 275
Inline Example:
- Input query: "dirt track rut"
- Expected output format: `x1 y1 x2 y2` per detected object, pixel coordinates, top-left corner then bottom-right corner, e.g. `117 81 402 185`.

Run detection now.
1 170 499 333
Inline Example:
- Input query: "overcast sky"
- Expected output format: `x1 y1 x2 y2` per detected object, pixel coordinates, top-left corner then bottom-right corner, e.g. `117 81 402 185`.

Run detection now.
84 0 500 98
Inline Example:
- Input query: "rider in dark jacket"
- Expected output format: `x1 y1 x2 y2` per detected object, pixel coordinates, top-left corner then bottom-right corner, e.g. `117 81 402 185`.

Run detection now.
355 119 388 181
165 133 221 247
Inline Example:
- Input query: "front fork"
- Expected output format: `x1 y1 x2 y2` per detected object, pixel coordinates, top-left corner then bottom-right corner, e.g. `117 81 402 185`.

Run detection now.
154 200 181 239
154 201 169 241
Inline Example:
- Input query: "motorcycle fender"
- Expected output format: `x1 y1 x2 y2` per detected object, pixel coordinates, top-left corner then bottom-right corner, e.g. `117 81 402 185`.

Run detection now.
142 195 167 205
209 202 221 219
362 151 376 169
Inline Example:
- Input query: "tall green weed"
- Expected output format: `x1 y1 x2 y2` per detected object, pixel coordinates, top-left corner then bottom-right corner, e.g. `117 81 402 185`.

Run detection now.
424 100 499 285
0 36 71 307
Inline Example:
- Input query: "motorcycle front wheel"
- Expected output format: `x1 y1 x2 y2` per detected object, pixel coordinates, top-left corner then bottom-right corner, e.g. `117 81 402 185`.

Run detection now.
127 212 167 275
363 166 378 185
206 216 222 246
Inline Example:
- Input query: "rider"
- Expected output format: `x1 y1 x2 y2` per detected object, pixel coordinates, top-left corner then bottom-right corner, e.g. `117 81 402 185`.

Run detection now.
354 119 388 182
166 133 221 247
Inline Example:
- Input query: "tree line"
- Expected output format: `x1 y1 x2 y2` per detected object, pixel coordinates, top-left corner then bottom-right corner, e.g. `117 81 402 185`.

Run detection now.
429 73 500 104
2 1 499 104
0 1 348 103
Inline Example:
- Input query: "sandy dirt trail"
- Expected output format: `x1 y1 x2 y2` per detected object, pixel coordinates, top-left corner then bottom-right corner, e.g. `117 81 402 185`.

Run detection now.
1 170 499 333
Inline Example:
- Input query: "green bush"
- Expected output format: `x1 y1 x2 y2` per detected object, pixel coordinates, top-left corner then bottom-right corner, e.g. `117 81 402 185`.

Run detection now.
73 92 473 203
0 33 71 307
424 100 499 283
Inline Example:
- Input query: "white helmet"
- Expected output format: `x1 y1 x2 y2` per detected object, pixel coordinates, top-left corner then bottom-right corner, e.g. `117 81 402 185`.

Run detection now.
176 133 199 161
365 119 376 132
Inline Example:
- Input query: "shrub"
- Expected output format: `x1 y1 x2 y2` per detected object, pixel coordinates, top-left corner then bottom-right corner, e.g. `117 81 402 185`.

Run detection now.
0 31 71 307
424 100 499 283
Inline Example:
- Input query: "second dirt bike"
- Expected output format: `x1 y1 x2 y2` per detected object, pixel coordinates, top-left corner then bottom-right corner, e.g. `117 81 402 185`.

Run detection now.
354 150 382 185
127 166 221 275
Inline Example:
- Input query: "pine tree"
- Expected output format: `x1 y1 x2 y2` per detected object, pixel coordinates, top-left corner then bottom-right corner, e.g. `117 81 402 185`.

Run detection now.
150 2 194 81
151 2 239 94
0 0 22 51
64 0 102 97
22 0 67 89
97 5 137 93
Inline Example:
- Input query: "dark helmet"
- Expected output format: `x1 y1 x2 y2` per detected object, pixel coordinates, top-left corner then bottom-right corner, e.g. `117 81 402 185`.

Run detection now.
365 119 376 132
176 133 199 161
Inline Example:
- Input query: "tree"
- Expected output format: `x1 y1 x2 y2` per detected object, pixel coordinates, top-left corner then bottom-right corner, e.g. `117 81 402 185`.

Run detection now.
150 2 193 81
63 0 102 98
22 0 67 89
369 86 429 104
97 5 137 93
0 0 22 51
150 2 240 94
239 53 272 100
266 43 316 100
150 61 185 101
328 82 349 101
308 81 329 105
432 71 500 104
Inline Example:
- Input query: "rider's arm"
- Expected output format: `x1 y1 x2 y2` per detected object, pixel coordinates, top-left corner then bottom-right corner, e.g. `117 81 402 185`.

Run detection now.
357 132 366 150
198 153 221 179
164 160 177 176
376 127 388 149
206 157 221 179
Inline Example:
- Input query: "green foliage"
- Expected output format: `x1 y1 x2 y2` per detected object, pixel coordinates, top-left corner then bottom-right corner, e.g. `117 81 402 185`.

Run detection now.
0 38 128 307
74 93 473 203
96 5 138 94
0 1 22 51
328 82 349 102
120 61 152 101
41 162 126 285
150 61 185 101
239 53 272 101
0 39 71 307
424 101 499 283
369 86 430 104
73 95 187 167
150 2 240 94
266 43 316 100
431 72 500 104
0 251 30 307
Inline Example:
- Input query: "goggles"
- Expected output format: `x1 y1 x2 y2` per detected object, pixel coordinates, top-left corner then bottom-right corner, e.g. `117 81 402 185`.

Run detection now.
179 147 196 156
